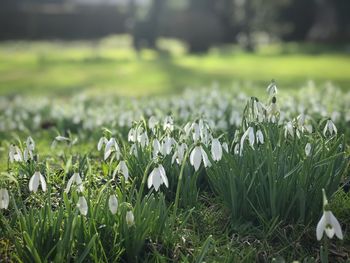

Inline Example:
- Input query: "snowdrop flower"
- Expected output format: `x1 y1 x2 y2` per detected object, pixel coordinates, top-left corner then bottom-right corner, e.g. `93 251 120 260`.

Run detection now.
126 210 135 227
77 196 88 216
192 123 201 142
148 116 158 130
113 160 129 181
267 97 279 123
138 131 149 148
26 136 35 151
29 171 47 193
172 142 187 165
128 128 137 142
256 129 264 144
23 147 33 162
284 121 294 138
323 119 337 137
162 136 176 155
108 194 118 215
65 172 84 193
55 135 70 142
97 136 108 151
316 189 343 240
305 143 311 156
190 145 211 171
266 81 278 97
153 139 162 157
239 127 255 156
147 165 169 191
163 116 174 131
104 138 121 161
9 145 23 163
0 188 9 209
211 138 222 162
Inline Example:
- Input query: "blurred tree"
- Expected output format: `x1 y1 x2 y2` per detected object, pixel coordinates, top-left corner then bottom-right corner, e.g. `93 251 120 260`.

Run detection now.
128 0 166 51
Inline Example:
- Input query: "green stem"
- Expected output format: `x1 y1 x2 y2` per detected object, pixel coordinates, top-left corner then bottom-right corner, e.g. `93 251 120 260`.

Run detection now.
137 160 154 203
173 145 194 223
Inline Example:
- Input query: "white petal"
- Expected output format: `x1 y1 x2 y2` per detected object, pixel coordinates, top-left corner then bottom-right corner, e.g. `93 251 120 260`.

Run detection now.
316 213 326 240
190 146 202 171
305 143 311 156
126 211 134 227
0 188 9 209
29 172 39 192
329 211 343 240
108 195 118 215
158 165 168 188
201 147 211 168
97 137 106 151
77 196 88 216
39 173 47 192
65 174 75 193
153 168 162 191
240 128 250 156
147 170 154 189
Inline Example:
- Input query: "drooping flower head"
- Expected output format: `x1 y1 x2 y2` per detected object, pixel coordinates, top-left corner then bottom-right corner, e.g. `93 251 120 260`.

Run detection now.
316 189 343 240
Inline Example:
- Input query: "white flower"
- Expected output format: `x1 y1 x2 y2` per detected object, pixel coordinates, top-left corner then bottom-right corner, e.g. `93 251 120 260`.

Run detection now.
239 127 255 156
128 128 137 142
266 81 277 97
153 139 162 157
77 196 88 216
172 142 187 165
29 171 47 193
284 121 294 138
126 210 135 227
26 136 35 151
163 116 174 131
104 138 121 161
0 188 10 209
190 145 211 171
55 135 70 141
316 211 343 240
256 130 264 144
305 143 311 156
108 194 118 215
113 160 129 181
148 116 158 130
23 147 34 162
192 123 201 142
211 138 223 162
97 136 108 151
138 132 149 148
65 172 84 193
147 165 169 191
323 119 337 137
162 136 175 155
9 145 23 163
316 189 343 241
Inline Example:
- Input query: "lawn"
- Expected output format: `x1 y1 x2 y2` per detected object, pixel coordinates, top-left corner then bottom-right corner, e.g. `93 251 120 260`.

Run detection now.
0 36 349 98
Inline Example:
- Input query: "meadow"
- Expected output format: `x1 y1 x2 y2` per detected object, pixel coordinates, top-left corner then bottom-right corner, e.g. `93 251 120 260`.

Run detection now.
0 38 350 262
0 36 350 97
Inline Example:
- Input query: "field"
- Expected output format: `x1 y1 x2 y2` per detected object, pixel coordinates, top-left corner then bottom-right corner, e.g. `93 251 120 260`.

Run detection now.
0 38 350 262
0 36 350 97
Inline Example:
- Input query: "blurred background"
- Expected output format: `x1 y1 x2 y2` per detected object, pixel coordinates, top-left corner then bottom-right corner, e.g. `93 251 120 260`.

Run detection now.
1 0 350 97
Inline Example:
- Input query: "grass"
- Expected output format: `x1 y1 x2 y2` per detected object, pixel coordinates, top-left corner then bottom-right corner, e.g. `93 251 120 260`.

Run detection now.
1 36 350 262
0 35 349 98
